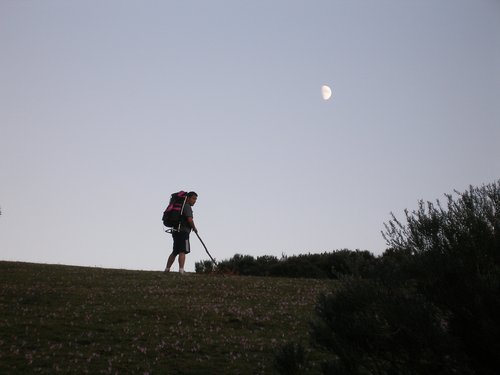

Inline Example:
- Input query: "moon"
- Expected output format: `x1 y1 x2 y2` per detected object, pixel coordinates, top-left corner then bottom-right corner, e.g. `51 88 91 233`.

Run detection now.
321 85 332 100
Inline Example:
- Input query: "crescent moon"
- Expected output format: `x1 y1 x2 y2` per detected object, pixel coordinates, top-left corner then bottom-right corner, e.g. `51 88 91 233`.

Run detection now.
321 85 332 100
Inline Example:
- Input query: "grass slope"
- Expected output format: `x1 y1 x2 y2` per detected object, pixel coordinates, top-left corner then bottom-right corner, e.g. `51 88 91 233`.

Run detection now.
0 261 334 374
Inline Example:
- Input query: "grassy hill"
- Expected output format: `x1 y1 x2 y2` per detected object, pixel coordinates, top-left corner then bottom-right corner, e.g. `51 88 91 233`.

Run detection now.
0 261 334 374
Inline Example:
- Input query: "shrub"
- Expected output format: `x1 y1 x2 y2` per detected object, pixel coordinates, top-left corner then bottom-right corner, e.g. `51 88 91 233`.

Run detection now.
311 278 470 374
311 180 500 374
327 250 377 279
194 259 215 274
200 251 379 279
381 181 500 374
214 253 259 275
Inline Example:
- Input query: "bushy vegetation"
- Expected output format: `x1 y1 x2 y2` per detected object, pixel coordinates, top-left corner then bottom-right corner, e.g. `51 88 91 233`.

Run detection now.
303 181 500 375
195 250 377 279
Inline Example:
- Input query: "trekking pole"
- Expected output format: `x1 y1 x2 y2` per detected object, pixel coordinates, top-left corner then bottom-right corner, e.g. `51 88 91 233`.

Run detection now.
195 232 218 268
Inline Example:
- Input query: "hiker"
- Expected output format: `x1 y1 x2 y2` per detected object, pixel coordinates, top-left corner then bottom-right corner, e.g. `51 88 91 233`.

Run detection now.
165 191 198 274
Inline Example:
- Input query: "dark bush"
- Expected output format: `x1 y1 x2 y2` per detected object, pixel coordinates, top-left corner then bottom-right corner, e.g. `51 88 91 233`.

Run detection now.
311 278 470 374
309 180 500 374
194 259 215 274
381 181 500 374
269 255 328 279
213 253 259 275
327 249 377 279
200 250 379 279
254 255 279 276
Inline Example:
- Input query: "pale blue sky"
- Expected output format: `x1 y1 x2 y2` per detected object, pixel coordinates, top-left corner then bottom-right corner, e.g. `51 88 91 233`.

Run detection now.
1 0 499 271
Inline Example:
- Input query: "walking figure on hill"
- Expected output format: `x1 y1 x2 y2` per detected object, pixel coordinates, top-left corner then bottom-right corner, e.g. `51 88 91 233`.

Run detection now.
164 191 198 274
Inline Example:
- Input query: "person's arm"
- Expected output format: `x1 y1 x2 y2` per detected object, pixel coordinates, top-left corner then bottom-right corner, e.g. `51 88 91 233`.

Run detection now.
187 217 198 233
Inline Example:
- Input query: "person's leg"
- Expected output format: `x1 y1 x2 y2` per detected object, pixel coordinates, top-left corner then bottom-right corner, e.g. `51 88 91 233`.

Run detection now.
166 232 182 272
165 252 177 272
178 233 190 274
178 252 186 273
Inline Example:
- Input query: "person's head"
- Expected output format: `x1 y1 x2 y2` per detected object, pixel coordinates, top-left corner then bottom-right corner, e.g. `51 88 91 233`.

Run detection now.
187 191 198 206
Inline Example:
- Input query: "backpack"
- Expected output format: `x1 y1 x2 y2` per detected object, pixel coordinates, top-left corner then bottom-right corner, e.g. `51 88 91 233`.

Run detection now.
162 191 188 231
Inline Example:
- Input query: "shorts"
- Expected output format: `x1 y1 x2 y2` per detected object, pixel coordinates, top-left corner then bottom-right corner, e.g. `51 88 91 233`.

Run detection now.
172 231 190 255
